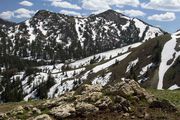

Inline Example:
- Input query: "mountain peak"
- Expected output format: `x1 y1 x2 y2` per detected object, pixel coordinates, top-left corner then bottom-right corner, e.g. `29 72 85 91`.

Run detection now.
35 10 50 15
92 9 128 25
96 9 125 17
33 10 53 19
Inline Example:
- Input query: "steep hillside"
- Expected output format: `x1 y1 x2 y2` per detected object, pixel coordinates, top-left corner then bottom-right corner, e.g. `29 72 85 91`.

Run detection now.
0 33 174 102
0 9 168 102
1 10 164 63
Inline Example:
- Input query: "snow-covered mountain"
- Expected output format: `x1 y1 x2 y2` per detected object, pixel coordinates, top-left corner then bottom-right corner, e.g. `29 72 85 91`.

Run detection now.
3 31 180 101
0 9 169 102
1 10 164 62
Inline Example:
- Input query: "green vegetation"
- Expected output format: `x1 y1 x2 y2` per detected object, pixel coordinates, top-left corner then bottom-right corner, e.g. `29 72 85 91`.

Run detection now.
147 89 180 108
0 100 43 113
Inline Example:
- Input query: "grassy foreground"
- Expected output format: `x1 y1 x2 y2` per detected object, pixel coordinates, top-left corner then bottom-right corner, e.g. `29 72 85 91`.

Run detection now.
0 100 44 113
0 89 180 117
147 89 180 109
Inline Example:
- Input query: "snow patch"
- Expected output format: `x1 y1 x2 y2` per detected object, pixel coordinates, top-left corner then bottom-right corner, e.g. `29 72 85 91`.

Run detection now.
25 20 36 42
126 58 139 73
139 63 153 75
158 33 180 89
168 84 180 90
92 72 112 86
69 42 141 68
93 52 131 73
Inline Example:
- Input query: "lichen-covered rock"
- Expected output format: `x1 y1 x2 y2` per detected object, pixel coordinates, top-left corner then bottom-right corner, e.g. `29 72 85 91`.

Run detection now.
121 100 131 112
107 80 156 103
12 106 24 115
32 107 42 114
0 113 7 119
24 105 34 111
75 102 99 114
76 92 103 102
106 81 134 96
33 114 52 120
95 96 112 109
119 82 135 96
113 95 127 103
128 80 156 102
58 91 76 102
109 103 123 112
50 103 75 118
16 106 24 111
80 84 103 94
42 99 59 109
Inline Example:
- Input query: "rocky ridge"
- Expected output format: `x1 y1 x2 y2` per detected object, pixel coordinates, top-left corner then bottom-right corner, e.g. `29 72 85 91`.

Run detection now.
0 80 178 120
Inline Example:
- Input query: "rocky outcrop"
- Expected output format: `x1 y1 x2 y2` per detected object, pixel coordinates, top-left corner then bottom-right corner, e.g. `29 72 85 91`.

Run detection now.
50 102 75 118
75 102 99 115
106 80 157 103
1 80 178 119
29 114 52 120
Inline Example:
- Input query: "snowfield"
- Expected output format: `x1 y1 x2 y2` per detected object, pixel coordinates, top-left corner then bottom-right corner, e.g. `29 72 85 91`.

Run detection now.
18 43 141 100
133 18 163 41
69 42 141 68
158 32 180 89
92 72 112 86
93 52 131 73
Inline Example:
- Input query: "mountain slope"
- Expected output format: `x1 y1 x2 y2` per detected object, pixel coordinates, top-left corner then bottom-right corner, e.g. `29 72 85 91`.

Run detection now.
0 10 168 102
2 10 164 62
0 34 171 101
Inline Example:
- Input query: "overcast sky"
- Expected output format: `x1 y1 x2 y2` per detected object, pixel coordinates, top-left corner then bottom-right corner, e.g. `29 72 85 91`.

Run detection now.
0 0 180 33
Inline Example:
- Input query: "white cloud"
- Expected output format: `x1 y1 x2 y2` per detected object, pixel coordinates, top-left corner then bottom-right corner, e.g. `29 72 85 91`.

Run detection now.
142 0 180 12
109 0 140 7
60 10 81 16
148 12 176 21
14 8 35 18
82 0 140 11
82 0 110 11
0 8 35 20
19 0 33 7
0 11 14 20
116 9 146 17
50 0 81 10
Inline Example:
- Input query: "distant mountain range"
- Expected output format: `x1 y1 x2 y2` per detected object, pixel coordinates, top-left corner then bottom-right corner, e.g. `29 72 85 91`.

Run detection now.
1 9 179 102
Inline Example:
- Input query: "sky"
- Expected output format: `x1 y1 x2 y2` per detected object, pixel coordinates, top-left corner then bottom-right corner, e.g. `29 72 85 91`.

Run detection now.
0 0 180 33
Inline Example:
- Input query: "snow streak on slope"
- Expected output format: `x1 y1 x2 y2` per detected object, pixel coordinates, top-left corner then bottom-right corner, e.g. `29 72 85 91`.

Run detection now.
25 20 36 43
92 72 112 86
69 42 141 68
158 32 180 89
133 19 147 38
75 18 86 46
144 26 163 42
139 63 153 76
126 58 139 73
21 43 139 100
93 52 131 73
133 18 163 42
